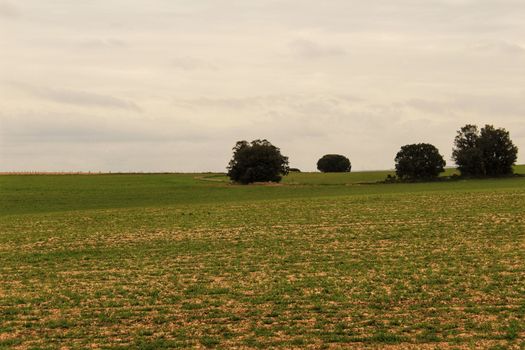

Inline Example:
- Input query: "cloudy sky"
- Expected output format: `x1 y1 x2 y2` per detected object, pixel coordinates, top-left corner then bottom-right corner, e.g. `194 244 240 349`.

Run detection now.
1 0 524 172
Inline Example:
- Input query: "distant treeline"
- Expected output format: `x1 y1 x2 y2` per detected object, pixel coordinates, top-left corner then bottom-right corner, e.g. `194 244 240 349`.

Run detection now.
226 124 519 184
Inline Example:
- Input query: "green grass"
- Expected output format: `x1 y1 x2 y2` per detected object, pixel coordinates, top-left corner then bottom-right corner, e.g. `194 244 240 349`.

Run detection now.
202 165 525 186
1 168 524 348
1 165 524 216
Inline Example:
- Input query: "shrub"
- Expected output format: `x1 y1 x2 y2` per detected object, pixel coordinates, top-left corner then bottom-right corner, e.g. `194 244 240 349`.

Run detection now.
317 154 351 173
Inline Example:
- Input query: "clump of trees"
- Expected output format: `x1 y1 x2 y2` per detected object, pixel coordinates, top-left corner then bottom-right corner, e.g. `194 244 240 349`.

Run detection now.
392 124 518 181
395 143 446 180
317 154 351 173
227 139 289 184
225 124 518 184
452 124 518 177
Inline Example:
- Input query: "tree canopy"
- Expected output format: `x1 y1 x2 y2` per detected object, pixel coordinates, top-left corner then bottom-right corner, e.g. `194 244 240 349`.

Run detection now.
452 124 518 177
227 139 289 184
395 143 445 180
317 154 351 173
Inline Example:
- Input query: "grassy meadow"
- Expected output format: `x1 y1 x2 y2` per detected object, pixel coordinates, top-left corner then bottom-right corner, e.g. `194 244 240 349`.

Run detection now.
1 167 524 349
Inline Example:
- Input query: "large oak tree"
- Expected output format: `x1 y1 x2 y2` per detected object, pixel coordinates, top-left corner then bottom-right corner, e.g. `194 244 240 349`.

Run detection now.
227 139 289 184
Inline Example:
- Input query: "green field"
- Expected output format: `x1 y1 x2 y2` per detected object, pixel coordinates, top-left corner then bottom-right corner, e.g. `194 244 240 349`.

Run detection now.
1 169 524 349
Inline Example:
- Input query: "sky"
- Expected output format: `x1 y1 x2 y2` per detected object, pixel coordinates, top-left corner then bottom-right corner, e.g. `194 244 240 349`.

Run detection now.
1 0 524 172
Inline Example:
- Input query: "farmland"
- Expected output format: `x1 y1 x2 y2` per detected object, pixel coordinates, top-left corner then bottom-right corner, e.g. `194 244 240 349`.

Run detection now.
1 169 524 349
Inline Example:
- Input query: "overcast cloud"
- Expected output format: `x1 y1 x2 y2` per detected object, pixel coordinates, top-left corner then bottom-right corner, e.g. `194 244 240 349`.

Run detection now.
1 0 524 172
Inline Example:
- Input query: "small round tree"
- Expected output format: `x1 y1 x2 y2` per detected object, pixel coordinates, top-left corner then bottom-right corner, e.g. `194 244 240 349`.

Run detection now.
317 154 351 173
227 139 289 184
395 143 445 180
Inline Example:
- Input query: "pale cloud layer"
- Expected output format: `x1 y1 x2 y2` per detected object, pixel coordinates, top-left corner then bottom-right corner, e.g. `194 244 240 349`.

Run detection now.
1 0 524 172
0 1 19 18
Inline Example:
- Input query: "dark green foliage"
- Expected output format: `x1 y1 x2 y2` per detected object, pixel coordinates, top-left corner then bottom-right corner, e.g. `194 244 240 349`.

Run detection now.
395 143 445 180
289 168 301 173
227 139 289 184
317 154 351 173
452 124 518 177
479 125 519 176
